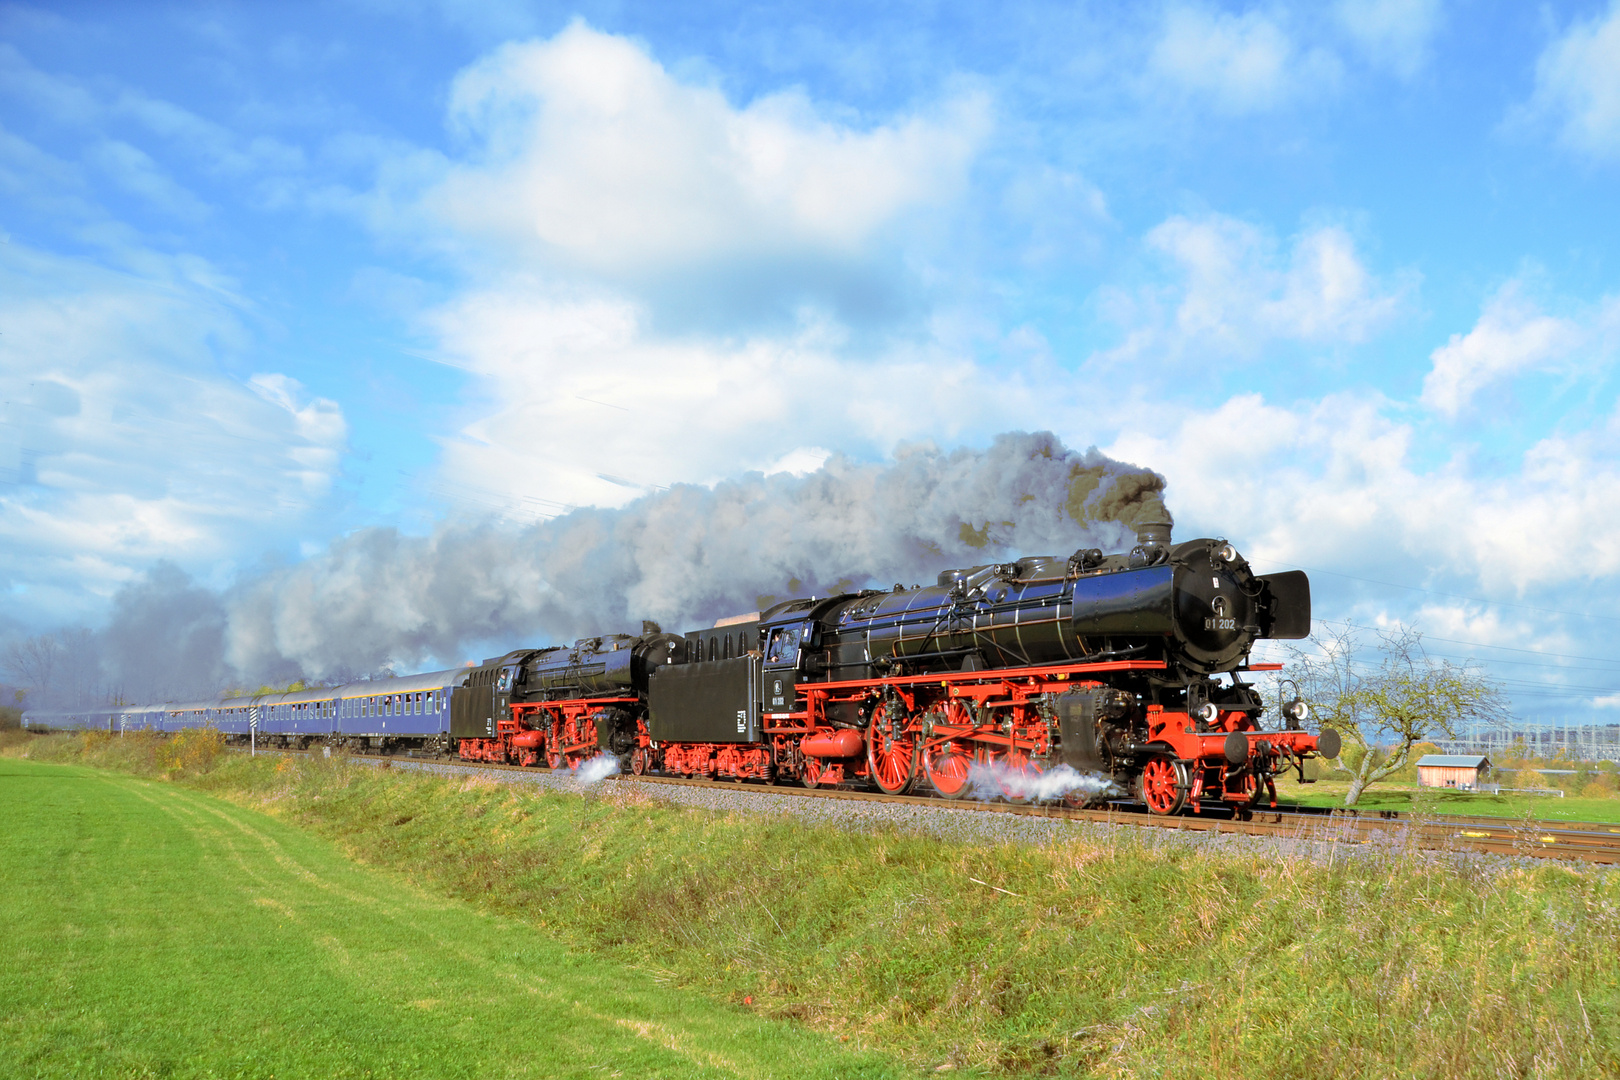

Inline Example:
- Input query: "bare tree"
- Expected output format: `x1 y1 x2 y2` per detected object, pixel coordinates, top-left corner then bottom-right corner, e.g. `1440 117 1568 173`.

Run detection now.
1284 623 1507 806
2 634 64 708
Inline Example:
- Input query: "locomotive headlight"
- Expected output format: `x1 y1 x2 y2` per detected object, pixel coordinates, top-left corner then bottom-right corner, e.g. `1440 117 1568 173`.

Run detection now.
1215 542 1238 565
1282 699 1309 728
1196 702 1218 722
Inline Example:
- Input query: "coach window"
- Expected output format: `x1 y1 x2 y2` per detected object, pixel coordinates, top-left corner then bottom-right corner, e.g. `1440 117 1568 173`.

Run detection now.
723 635 732 660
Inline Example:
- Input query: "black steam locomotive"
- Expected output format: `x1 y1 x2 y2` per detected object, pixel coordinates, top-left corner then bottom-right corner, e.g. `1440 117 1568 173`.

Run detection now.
454 519 1333 814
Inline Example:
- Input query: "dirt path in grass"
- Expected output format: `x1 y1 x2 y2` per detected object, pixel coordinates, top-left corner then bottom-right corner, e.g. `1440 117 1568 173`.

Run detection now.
0 760 903 1080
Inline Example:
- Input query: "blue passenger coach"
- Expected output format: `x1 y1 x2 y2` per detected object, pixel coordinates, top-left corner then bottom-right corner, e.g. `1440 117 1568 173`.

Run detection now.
21 667 465 753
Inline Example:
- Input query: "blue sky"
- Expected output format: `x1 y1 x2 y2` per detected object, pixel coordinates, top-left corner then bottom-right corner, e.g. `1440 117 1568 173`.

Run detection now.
3 0 1620 720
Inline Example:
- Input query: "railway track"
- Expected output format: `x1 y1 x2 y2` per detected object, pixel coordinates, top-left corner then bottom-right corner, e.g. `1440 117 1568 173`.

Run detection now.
256 747 1620 865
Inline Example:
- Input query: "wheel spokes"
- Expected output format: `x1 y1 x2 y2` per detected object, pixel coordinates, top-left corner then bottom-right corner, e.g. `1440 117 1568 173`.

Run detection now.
1141 757 1186 815
924 740 971 797
867 704 917 795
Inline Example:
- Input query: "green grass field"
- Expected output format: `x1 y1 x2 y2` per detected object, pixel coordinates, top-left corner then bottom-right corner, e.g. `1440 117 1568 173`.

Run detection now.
9 734 1620 1078
0 758 901 1079
1273 775 1620 823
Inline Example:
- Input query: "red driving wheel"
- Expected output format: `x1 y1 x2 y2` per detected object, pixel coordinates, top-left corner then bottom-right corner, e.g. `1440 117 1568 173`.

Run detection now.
997 748 1035 802
867 704 918 795
924 739 972 797
1140 757 1188 815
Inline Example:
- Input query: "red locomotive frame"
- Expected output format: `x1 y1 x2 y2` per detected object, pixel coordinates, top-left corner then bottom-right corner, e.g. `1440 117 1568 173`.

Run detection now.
459 657 1327 815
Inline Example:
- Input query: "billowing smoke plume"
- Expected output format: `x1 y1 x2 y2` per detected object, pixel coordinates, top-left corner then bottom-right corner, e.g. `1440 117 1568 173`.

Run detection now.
18 431 1169 699
104 562 231 700
228 431 1167 681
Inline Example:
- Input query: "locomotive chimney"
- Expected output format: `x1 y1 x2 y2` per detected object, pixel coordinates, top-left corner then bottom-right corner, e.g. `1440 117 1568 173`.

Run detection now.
1134 511 1173 550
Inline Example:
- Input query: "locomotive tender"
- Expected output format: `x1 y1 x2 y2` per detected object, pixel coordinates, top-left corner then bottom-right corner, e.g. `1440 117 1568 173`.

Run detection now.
26 520 1338 815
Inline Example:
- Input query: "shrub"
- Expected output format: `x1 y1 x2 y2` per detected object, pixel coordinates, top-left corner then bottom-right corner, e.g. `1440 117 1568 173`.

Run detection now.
1512 768 1545 791
1582 780 1617 800
155 727 225 774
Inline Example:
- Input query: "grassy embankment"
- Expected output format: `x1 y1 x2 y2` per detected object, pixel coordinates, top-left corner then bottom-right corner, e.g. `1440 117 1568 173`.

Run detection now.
10 730 1620 1078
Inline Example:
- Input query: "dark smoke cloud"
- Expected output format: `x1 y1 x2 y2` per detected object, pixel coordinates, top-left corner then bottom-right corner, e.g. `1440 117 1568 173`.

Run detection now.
227 432 1168 680
14 432 1170 700
103 562 230 701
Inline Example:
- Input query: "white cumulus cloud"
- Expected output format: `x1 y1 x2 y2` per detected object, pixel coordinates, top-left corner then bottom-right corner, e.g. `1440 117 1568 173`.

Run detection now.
1520 0 1620 159
1102 213 1409 361
1107 390 1620 597
1422 284 1585 417
1147 4 1341 114
1333 0 1443 78
418 21 988 280
0 242 348 624
373 22 1009 517
423 286 1033 517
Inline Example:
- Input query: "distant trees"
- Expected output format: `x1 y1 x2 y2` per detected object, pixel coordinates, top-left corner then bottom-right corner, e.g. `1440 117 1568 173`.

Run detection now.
1 629 106 708
2 634 64 707
1284 624 1507 807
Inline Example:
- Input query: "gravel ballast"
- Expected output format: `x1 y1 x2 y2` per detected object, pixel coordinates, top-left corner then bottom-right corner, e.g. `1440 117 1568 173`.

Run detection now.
380 756 1406 862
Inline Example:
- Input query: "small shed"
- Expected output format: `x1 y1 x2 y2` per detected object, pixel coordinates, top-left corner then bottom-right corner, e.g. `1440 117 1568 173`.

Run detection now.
1416 754 1491 791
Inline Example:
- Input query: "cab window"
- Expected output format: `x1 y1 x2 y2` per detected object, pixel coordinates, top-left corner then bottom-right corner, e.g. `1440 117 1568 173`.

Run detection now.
766 627 802 665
